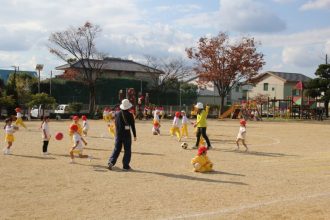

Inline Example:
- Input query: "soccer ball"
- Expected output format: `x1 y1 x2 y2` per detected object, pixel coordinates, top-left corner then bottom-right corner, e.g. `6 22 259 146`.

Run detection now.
55 132 63 141
194 163 201 169
181 142 188 149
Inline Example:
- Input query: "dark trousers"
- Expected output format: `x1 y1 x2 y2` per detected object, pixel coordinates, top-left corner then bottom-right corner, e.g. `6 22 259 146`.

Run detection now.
42 141 49 153
108 136 132 169
195 127 211 147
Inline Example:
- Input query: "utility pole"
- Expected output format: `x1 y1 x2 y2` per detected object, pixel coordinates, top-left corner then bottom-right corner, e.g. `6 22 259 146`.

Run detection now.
326 54 328 64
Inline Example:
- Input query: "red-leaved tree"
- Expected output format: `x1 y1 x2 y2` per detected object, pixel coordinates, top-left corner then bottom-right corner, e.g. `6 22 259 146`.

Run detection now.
186 32 265 115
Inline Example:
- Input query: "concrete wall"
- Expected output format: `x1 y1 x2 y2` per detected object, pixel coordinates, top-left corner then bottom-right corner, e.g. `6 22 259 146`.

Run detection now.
249 75 285 99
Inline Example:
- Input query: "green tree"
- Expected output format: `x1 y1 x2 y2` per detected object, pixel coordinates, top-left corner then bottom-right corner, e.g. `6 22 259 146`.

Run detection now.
305 64 330 117
7 72 37 107
68 102 83 113
181 82 198 103
28 93 57 117
0 95 15 117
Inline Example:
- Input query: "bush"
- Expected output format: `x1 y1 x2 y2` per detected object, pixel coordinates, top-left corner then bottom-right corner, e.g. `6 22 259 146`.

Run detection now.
68 102 83 113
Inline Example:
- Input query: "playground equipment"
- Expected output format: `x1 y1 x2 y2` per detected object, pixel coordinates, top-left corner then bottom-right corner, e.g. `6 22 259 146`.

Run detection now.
219 104 240 119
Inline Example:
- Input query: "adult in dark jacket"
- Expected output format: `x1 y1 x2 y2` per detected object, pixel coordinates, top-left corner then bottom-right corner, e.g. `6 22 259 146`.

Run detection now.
108 99 137 171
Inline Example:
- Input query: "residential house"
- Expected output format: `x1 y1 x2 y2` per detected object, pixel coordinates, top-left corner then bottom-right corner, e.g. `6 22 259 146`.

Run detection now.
186 76 251 105
248 71 312 100
55 57 163 87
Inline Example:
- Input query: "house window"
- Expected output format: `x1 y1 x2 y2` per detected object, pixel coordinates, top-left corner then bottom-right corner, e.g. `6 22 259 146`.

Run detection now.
293 89 300 96
272 87 275 91
263 83 269 91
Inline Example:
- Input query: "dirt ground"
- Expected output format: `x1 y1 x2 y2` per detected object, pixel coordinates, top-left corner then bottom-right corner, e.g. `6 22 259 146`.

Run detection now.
0 119 330 220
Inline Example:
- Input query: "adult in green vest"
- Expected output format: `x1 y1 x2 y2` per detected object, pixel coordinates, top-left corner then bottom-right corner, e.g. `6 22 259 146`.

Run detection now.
193 102 212 149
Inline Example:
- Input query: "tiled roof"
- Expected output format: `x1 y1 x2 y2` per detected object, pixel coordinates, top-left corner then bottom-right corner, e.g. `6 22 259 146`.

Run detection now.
267 71 311 82
56 58 163 74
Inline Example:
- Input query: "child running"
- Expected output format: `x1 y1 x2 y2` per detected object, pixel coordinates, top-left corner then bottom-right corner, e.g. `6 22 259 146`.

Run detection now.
14 107 27 129
82 115 89 136
152 110 161 135
193 102 212 149
3 118 18 155
191 146 213 172
69 115 83 140
170 111 181 141
236 119 248 151
69 124 92 163
181 110 192 138
41 116 51 155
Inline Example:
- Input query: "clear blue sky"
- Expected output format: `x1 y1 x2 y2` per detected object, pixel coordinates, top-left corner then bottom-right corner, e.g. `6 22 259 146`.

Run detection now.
0 0 329 78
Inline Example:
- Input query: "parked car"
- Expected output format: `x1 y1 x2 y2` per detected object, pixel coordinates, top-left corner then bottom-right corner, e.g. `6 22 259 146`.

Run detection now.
53 104 69 120
30 105 53 119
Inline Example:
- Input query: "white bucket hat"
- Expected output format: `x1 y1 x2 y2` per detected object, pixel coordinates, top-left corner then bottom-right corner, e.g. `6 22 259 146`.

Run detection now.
120 99 133 110
195 102 204 109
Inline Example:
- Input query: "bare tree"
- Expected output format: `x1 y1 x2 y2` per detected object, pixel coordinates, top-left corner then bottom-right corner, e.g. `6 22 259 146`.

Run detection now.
49 22 106 114
144 55 192 94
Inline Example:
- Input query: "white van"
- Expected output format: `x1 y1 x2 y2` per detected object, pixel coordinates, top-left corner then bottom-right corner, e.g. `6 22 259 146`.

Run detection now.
30 105 53 119
55 104 69 114
54 104 70 120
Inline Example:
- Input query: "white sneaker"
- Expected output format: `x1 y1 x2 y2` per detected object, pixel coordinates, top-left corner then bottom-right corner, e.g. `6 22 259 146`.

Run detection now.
3 148 8 155
43 152 49 156
88 155 93 162
69 160 75 164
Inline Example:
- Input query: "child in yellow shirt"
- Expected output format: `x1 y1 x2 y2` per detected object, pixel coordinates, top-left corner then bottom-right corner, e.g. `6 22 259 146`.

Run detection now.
191 146 213 172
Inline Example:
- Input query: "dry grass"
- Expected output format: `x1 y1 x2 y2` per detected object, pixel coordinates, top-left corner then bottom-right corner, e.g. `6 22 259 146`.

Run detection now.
0 119 330 219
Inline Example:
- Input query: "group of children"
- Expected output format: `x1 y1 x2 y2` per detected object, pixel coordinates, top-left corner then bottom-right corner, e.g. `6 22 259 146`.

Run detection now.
2 103 249 172
152 102 248 172
2 109 93 164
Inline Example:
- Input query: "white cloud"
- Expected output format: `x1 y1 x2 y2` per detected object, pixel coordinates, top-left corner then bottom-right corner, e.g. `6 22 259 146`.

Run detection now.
155 4 201 13
273 0 296 3
300 0 330 10
176 0 286 33
282 46 321 67
256 27 330 47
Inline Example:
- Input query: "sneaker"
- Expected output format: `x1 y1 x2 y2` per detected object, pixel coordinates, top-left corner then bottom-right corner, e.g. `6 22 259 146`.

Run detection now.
207 146 213 150
69 160 75 164
3 148 8 155
123 166 132 171
88 155 93 162
43 152 49 156
108 163 114 170
192 146 198 149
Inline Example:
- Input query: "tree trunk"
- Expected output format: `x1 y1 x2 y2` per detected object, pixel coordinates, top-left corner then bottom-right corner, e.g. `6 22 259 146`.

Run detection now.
218 95 226 118
325 100 329 118
89 84 96 115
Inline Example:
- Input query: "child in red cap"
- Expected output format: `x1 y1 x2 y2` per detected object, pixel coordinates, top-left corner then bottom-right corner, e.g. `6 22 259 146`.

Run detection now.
236 119 248 151
14 107 27 129
69 124 92 163
68 115 83 139
191 146 213 172
81 115 89 136
170 111 181 141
